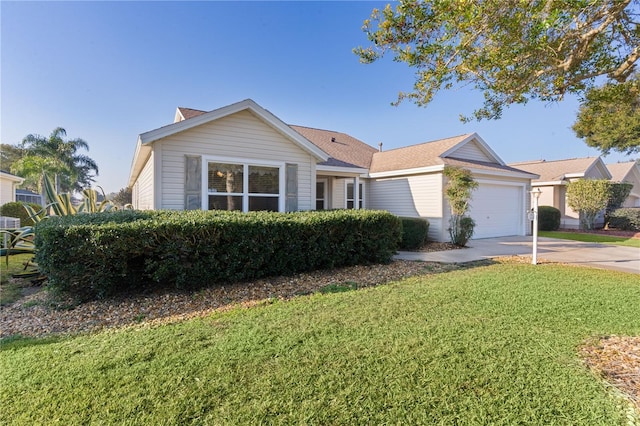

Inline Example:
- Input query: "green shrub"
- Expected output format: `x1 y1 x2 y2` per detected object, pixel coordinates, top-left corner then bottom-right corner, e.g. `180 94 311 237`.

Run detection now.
538 206 561 231
35 209 402 300
608 208 640 231
0 202 43 227
449 216 475 247
399 217 430 250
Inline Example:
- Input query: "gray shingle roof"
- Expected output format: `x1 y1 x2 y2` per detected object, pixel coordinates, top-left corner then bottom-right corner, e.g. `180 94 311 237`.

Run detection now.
369 134 473 173
508 157 601 182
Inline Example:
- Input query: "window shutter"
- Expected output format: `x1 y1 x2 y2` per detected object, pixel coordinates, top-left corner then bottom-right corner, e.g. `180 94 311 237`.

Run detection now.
185 155 202 210
285 163 298 212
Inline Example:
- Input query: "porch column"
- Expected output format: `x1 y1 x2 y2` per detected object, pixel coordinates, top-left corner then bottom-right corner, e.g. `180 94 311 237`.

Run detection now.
354 176 360 210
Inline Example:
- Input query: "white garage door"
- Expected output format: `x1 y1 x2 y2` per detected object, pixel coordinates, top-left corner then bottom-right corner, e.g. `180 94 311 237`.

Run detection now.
468 183 523 239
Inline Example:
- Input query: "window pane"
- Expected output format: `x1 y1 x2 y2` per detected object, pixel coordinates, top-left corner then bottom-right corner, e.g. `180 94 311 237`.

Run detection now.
208 163 243 193
347 183 354 199
249 196 279 212
347 200 354 209
209 195 242 211
316 181 325 210
249 166 279 194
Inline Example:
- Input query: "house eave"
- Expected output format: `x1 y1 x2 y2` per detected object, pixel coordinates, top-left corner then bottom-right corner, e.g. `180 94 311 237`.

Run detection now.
128 137 151 187
532 180 566 186
0 171 24 184
369 165 445 178
469 168 539 180
316 165 369 177
563 172 585 179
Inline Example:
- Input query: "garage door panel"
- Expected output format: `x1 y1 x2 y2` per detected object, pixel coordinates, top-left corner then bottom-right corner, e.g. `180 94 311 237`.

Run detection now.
470 184 522 239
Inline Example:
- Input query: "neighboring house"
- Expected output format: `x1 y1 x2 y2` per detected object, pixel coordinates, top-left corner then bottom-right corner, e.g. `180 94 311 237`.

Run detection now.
508 157 611 229
15 189 43 206
0 170 24 206
606 161 640 208
129 99 537 242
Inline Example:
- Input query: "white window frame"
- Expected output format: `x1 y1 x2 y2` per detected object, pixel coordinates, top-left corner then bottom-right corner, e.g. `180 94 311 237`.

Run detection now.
316 178 328 210
202 156 285 212
345 180 364 209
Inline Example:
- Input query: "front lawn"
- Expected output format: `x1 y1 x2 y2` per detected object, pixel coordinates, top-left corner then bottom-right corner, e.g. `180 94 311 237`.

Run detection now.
539 230 640 248
2 263 639 424
0 253 36 306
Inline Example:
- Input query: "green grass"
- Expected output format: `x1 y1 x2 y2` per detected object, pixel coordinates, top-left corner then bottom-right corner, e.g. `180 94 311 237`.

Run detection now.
0 254 36 306
2 263 639 424
539 231 640 248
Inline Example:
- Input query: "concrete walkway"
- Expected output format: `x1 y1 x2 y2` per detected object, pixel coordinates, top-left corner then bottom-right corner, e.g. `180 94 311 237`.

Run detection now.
395 235 640 274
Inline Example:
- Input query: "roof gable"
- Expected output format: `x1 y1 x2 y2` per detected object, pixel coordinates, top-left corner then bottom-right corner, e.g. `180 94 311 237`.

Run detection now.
607 161 639 182
508 157 611 182
440 134 504 164
129 99 330 185
175 107 207 122
369 133 508 174
139 99 327 161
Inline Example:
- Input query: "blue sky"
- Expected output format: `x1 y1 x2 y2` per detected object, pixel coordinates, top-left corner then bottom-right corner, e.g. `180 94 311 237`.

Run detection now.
2 1 636 194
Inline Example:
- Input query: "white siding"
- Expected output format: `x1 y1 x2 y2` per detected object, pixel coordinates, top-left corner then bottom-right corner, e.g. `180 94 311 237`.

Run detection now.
623 195 640 207
620 169 640 207
449 141 493 162
332 178 347 208
369 173 445 241
0 178 16 206
157 110 316 211
536 186 555 208
135 152 155 210
584 163 610 179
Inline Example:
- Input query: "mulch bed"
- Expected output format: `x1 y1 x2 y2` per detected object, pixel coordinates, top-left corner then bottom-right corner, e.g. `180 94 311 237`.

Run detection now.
0 260 469 338
582 336 640 413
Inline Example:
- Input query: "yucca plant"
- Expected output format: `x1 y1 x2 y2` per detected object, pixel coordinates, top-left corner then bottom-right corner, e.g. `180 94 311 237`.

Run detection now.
3 174 125 283
0 226 40 280
79 186 117 214
23 174 118 223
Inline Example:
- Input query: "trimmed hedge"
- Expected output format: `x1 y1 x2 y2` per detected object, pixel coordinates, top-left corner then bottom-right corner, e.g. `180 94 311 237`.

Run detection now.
399 217 429 250
0 201 42 227
35 209 401 299
608 208 640 231
538 206 561 231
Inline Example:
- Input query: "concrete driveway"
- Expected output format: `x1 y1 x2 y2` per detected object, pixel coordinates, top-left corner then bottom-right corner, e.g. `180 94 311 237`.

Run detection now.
395 235 640 274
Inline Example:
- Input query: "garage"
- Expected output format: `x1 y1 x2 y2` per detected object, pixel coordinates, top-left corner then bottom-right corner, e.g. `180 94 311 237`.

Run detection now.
468 183 524 239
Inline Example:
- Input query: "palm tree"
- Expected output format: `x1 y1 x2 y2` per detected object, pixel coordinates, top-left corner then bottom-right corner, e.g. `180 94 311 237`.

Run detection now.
18 127 99 193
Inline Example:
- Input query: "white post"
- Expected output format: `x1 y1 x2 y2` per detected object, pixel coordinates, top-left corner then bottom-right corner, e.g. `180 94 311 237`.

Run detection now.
531 188 541 265
354 176 360 210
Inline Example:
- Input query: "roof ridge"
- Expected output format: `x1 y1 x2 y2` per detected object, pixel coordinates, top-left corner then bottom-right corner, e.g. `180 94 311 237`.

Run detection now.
289 124 352 135
510 156 600 165
178 106 207 112
606 160 637 166
374 133 472 154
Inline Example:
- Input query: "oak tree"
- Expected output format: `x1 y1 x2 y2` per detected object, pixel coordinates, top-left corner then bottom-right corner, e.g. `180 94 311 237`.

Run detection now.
355 0 639 123
572 75 640 155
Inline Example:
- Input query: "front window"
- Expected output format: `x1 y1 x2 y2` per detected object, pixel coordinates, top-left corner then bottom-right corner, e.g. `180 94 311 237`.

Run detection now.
248 165 279 211
316 180 326 210
207 161 282 212
346 182 364 209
